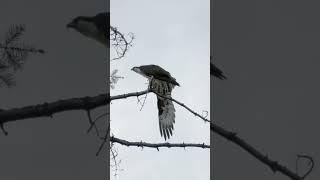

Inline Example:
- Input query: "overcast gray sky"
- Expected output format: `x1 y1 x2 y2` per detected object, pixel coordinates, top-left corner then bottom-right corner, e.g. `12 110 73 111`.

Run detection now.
110 0 210 179
213 0 320 179
0 0 109 179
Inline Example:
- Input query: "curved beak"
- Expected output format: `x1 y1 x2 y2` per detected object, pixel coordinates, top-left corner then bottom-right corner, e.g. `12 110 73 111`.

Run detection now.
66 22 75 29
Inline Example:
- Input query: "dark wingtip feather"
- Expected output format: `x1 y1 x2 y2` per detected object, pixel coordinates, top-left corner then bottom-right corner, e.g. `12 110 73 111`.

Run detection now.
211 63 227 80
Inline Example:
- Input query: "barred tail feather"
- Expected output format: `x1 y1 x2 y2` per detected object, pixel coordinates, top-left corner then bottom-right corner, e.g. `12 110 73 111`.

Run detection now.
151 79 174 95
157 95 175 140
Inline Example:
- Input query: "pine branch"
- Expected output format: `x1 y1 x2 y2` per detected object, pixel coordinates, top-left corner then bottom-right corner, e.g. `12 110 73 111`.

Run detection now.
0 46 45 54
4 25 25 45
0 71 14 87
0 24 45 88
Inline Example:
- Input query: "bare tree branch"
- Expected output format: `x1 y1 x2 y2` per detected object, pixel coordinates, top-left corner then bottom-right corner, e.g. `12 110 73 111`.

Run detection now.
96 125 110 156
110 26 134 61
0 91 146 128
0 45 45 54
109 26 133 89
111 136 209 150
111 90 148 101
210 122 311 180
296 155 314 179
0 90 209 133
110 142 123 178
0 93 109 125
111 90 210 123
210 56 313 179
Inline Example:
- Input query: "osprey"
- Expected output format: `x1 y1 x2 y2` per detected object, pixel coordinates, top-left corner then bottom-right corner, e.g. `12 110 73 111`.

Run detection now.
132 65 180 140
67 12 109 47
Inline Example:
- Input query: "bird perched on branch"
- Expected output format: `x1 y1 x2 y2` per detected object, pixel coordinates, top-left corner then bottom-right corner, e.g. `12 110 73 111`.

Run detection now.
67 12 109 47
132 65 180 140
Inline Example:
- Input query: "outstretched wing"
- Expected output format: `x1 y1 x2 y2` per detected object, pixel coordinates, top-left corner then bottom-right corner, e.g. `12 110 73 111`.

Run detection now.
151 79 176 140
156 86 175 140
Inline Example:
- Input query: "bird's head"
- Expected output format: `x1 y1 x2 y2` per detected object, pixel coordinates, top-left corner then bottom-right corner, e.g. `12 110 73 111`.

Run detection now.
66 13 109 47
131 66 147 77
67 17 79 29
66 16 92 30
131 66 140 73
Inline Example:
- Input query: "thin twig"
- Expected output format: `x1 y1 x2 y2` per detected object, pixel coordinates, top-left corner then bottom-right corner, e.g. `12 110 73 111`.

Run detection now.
87 112 109 133
296 155 314 179
110 26 134 61
96 125 110 156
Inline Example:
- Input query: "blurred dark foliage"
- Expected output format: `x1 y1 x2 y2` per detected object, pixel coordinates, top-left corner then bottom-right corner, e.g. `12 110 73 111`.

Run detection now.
0 24 44 87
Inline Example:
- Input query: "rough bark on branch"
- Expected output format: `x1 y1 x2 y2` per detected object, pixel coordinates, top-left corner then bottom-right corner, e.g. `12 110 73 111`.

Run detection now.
211 122 311 180
111 136 210 150
0 93 109 124
111 90 210 123
0 89 208 127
